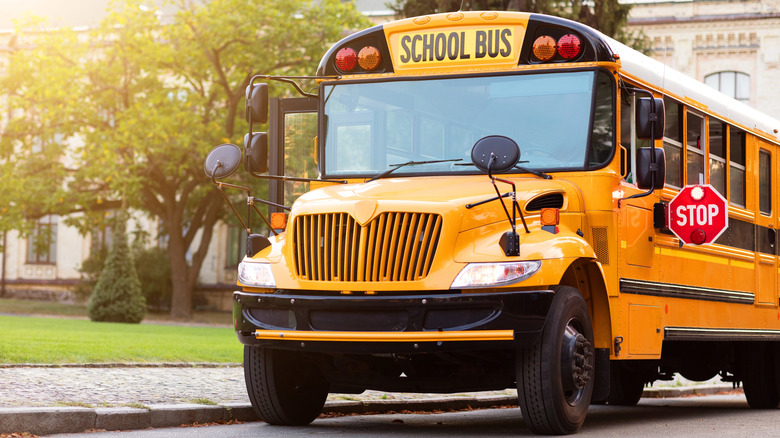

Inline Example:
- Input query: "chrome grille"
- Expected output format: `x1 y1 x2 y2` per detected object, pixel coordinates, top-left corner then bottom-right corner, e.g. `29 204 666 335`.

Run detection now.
293 212 442 282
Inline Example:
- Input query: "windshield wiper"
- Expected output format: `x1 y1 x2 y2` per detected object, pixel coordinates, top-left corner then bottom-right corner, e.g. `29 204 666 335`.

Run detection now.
514 164 552 179
367 158 463 182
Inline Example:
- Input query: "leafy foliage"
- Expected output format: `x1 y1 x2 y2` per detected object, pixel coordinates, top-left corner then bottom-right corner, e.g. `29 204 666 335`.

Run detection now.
87 217 147 323
0 0 370 319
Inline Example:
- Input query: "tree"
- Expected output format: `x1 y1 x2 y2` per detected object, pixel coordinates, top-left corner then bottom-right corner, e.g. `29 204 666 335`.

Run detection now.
87 215 147 323
386 0 650 51
0 0 370 319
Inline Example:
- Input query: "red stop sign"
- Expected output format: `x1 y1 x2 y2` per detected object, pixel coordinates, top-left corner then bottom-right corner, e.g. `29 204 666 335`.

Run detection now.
667 185 728 245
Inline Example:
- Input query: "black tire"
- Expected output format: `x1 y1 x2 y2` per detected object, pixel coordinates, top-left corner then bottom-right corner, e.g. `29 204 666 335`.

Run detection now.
606 361 645 406
740 342 780 409
244 345 329 425
517 286 595 435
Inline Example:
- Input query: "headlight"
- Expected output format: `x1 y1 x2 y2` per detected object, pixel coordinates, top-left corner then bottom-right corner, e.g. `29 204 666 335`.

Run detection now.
451 261 542 289
238 262 276 288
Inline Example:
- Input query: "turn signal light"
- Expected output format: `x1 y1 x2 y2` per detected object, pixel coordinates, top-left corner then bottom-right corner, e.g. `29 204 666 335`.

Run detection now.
532 36 557 61
358 46 381 71
270 212 288 230
335 47 357 71
540 208 560 226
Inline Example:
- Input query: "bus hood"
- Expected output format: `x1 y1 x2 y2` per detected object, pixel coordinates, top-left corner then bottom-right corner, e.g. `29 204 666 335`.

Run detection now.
291 175 583 232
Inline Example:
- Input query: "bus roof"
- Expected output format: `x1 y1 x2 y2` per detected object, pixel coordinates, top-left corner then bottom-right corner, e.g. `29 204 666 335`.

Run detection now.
317 11 780 142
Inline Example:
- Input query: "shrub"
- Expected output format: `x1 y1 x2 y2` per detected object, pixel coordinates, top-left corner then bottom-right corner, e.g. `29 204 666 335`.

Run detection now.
134 245 173 311
87 218 147 323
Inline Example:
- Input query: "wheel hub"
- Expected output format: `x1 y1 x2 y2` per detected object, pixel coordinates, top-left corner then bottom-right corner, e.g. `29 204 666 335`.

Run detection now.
561 320 593 404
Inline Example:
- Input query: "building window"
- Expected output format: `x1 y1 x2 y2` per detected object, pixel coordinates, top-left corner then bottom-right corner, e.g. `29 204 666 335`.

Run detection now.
709 119 727 197
704 71 750 104
226 225 246 267
759 150 771 216
686 112 705 185
26 215 58 264
663 96 683 189
729 127 746 208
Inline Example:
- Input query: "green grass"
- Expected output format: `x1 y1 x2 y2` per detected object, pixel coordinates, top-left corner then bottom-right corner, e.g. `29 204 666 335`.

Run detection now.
0 298 234 326
0 315 242 364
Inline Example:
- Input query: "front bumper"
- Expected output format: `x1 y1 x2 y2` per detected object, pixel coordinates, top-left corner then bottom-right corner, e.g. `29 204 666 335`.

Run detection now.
234 289 554 354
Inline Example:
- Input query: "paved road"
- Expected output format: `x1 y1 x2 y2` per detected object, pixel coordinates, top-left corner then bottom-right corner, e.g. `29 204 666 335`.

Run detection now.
47 393 776 438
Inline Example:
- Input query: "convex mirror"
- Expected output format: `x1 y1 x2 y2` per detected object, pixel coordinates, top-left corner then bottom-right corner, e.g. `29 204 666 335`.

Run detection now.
204 143 242 179
471 135 520 173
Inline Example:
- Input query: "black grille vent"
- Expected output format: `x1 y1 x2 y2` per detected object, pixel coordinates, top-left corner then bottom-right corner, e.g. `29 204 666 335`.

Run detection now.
526 193 564 211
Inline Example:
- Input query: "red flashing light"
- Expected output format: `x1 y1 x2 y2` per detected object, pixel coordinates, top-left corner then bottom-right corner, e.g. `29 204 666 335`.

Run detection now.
557 34 582 60
335 47 357 72
690 229 707 245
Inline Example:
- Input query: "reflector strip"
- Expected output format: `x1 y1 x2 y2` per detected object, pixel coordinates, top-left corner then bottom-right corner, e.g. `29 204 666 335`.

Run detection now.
254 329 515 342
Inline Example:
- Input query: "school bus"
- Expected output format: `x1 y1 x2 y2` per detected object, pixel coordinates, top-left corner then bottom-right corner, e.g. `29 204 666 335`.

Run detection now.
204 10 780 435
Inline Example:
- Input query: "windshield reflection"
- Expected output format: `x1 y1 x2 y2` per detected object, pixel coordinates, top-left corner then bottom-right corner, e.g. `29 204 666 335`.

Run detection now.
322 70 613 177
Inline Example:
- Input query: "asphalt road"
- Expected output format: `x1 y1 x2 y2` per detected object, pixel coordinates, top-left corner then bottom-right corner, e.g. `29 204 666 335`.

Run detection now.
50 393 775 438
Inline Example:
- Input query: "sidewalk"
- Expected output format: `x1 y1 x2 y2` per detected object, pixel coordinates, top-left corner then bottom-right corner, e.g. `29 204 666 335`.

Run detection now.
0 363 741 436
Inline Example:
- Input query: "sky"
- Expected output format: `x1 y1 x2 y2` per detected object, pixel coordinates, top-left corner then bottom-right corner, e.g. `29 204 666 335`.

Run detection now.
0 0 174 31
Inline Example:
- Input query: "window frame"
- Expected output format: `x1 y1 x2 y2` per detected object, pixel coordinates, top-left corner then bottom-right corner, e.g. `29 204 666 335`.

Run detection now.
26 215 58 265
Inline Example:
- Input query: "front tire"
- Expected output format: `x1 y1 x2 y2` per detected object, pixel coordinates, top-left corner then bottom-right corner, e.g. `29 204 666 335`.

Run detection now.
244 346 329 425
517 286 595 435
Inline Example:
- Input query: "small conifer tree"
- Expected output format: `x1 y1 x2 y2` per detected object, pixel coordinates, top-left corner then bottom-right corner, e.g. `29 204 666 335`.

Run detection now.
87 216 147 323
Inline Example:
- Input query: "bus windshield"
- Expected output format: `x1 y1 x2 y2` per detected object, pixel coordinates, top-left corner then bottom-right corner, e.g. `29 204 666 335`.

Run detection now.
322 70 614 178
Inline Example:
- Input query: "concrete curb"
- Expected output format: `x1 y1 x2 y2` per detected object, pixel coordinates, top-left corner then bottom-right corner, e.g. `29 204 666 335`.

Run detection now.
0 385 740 436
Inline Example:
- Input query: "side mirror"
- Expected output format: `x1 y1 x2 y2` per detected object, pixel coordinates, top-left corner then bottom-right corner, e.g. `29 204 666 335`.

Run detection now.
244 132 268 173
204 143 242 179
245 83 269 124
636 97 665 140
636 147 666 190
471 135 520 173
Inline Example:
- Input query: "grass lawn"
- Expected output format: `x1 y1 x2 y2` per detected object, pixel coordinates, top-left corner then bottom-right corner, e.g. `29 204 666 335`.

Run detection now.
0 298 234 326
0 314 243 364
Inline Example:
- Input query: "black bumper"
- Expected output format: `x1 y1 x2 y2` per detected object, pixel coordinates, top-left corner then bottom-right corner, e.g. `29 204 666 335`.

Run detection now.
234 290 554 354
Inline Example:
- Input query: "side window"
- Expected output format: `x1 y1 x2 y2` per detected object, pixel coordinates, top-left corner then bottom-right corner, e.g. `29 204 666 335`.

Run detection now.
685 112 705 185
759 150 772 216
729 127 746 208
708 119 727 196
663 96 683 188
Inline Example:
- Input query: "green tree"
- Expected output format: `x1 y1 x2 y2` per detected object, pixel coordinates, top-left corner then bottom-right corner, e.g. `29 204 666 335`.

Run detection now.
0 0 369 319
87 216 147 323
386 0 650 51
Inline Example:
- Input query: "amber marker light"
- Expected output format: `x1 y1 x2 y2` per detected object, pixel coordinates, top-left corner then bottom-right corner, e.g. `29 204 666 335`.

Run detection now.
358 46 381 71
532 35 557 61
557 34 582 59
335 47 357 71
540 208 560 226
270 212 288 230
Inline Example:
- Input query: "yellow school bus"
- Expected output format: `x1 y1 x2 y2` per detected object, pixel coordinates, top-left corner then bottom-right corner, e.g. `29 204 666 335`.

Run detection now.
204 10 780 435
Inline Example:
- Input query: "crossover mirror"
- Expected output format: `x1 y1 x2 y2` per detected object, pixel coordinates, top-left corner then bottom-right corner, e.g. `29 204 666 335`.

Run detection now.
204 143 242 179
471 135 520 173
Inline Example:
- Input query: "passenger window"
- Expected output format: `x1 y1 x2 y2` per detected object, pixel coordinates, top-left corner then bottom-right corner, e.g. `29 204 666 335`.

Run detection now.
729 127 746 207
686 112 705 185
663 97 683 188
759 150 771 216
708 119 727 196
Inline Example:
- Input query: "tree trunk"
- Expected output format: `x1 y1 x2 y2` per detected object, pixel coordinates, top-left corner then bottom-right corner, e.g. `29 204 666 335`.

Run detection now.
168 228 193 320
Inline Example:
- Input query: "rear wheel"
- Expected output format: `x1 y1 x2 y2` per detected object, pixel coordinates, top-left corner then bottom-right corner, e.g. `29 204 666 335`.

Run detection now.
244 346 329 425
740 342 780 409
517 286 595 435
606 361 645 406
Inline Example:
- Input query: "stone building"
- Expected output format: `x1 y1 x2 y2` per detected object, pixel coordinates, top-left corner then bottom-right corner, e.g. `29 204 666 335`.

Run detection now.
627 0 780 119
